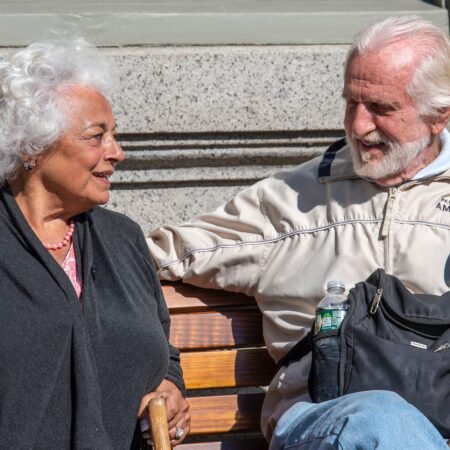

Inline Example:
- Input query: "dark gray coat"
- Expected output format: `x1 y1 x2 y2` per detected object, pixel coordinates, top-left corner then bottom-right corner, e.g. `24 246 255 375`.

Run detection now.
0 187 184 449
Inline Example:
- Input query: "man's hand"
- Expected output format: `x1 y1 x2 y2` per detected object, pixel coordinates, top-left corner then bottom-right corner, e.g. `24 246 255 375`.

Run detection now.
139 379 190 446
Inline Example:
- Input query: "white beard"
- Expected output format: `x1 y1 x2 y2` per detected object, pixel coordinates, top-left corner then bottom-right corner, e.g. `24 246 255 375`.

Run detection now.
347 131 431 180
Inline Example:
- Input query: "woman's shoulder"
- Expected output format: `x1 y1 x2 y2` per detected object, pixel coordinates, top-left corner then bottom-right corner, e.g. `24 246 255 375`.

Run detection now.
88 206 142 236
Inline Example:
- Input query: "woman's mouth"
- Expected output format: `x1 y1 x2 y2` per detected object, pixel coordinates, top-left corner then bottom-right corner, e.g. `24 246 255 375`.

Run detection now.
93 171 113 185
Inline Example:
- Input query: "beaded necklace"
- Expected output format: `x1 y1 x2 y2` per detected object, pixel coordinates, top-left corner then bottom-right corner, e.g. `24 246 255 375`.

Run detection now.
43 220 75 251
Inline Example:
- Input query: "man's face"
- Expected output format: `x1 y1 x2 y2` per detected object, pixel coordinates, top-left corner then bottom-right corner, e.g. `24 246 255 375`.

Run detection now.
343 44 433 183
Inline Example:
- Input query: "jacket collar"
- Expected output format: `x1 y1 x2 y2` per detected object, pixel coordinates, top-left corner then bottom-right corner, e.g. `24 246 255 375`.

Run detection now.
318 138 358 182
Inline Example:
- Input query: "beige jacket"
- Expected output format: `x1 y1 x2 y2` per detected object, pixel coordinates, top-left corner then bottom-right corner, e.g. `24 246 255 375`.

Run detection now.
148 139 450 441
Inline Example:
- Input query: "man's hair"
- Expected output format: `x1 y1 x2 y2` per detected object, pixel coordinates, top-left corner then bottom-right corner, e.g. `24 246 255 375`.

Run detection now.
0 37 117 185
346 15 450 119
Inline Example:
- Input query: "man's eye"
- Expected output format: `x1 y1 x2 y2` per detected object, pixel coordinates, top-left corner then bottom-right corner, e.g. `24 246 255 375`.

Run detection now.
369 103 392 114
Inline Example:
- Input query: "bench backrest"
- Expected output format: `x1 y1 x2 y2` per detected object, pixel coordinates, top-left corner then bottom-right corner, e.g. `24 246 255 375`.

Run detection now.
162 281 277 449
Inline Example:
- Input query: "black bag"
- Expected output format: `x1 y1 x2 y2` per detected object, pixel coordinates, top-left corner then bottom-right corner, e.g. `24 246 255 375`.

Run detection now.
282 269 450 438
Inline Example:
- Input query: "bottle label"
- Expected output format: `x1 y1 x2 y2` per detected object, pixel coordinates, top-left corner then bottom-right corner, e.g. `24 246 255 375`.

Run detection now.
315 309 347 332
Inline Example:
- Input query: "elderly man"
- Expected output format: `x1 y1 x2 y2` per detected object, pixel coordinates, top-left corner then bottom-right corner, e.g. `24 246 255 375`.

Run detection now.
148 15 450 449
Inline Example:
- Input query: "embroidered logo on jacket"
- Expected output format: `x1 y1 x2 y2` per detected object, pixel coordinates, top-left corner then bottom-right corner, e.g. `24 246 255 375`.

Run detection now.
436 197 450 212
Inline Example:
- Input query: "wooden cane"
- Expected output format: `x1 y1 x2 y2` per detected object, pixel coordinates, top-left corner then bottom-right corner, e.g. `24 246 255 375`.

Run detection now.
148 396 171 450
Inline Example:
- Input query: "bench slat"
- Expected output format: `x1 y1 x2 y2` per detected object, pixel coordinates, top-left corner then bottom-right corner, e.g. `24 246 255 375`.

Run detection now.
171 309 264 350
181 348 276 389
158 282 274 448
162 282 253 312
179 437 268 450
188 393 265 434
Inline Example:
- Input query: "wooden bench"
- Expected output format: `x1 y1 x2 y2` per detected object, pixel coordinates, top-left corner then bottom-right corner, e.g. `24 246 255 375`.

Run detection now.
154 281 278 450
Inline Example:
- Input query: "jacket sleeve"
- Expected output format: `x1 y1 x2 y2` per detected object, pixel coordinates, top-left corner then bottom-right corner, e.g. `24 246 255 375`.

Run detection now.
136 227 186 396
147 179 275 297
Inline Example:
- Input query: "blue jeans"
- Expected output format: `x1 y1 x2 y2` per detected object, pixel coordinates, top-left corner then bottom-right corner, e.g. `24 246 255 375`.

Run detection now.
270 391 449 450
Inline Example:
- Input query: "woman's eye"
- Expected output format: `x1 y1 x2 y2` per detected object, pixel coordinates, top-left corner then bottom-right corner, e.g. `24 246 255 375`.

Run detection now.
90 133 103 142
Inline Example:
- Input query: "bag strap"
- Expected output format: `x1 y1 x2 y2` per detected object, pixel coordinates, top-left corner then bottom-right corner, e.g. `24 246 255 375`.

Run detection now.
278 331 312 368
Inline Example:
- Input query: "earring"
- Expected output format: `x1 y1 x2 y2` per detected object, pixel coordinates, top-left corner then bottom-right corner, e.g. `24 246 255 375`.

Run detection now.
23 160 36 171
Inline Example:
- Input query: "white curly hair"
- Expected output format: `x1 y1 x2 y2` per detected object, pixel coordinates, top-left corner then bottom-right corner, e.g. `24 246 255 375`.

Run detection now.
0 37 118 185
346 15 450 119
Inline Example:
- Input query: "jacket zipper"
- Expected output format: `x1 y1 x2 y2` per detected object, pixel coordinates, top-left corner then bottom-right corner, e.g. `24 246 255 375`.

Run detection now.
381 187 397 238
380 187 398 273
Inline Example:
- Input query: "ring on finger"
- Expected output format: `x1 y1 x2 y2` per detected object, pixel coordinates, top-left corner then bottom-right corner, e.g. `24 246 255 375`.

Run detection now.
174 427 184 440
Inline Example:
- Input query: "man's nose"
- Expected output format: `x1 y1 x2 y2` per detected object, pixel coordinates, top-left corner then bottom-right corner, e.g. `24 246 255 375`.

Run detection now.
348 103 376 138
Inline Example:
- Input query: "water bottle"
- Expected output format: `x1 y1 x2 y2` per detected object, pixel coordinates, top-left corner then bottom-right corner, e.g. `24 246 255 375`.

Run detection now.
314 280 348 334
311 280 348 403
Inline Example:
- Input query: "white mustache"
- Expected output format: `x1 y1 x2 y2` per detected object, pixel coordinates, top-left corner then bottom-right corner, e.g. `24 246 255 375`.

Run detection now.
353 131 391 147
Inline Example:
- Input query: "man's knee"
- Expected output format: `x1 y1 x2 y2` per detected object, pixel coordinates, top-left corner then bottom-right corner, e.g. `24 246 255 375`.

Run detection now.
271 391 430 450
333 390 424 428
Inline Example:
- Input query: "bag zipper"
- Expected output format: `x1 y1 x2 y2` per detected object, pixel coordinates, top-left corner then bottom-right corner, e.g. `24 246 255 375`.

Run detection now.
369 288 384 314
434 343 450 353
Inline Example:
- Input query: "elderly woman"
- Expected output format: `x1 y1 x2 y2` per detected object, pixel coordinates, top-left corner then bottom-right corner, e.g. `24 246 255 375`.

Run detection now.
0 38 189 448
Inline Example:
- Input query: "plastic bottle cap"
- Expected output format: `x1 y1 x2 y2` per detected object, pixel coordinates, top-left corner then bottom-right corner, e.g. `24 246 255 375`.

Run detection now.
326 280 345 291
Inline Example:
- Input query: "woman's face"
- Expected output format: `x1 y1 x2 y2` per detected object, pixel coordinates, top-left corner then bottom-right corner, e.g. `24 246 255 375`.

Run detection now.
37 85 124 212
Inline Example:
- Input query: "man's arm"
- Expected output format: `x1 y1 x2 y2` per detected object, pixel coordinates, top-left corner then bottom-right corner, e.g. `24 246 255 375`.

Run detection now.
148 178 276 296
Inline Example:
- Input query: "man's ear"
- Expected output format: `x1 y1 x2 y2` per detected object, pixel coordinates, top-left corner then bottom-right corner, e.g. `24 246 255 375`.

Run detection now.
429 107 450 135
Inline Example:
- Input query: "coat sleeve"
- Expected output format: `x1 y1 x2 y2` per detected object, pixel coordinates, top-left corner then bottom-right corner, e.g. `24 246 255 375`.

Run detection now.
147 179 276 297
135 227 186 396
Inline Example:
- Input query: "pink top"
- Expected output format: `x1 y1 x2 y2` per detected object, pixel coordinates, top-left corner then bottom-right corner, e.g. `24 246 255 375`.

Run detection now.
61 241 82 299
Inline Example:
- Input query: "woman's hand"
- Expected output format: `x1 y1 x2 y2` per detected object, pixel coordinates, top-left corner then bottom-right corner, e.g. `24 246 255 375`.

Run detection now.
139 379 190 447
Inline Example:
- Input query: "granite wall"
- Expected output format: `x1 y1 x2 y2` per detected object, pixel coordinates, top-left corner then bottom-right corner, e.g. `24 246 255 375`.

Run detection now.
106 45 348 234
